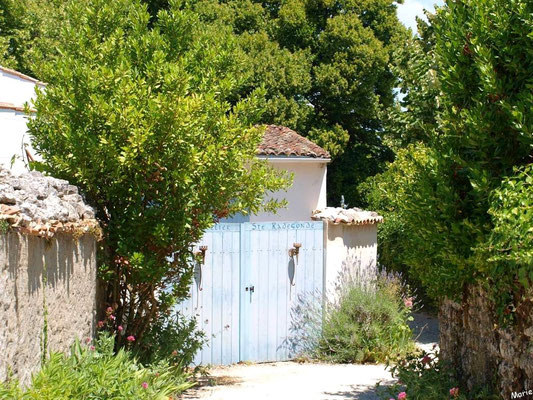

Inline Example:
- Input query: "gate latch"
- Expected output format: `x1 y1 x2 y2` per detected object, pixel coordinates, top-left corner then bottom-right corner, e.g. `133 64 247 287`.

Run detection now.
245 285 255 293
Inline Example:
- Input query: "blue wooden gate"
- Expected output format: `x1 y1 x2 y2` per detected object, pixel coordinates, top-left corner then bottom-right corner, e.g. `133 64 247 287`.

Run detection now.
178 221 324 365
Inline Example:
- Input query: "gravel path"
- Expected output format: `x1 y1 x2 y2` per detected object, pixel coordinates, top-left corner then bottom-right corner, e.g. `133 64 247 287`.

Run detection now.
410 312 439 353
182 313 439 400
183 362 395 400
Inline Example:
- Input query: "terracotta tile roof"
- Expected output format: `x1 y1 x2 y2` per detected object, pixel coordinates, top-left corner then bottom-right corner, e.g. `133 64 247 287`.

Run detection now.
312 207 383 225
0 65 46 86
0 102 35 113
258 125 330 159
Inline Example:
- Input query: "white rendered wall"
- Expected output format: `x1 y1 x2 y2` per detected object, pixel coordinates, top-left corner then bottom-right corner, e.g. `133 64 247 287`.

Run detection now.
0 109 34 174
0 69 44 174
324 223 378 301
250 158 328 222
0 69 42 107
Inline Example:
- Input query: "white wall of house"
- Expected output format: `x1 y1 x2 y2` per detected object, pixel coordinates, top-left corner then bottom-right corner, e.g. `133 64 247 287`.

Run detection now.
0 67 44 175
324 223 378 300
250 156 328 222
0 109 31 172
0 68 42 106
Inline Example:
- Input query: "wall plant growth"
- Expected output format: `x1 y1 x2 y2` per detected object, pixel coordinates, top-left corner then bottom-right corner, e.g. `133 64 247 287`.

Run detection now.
0 332 192 399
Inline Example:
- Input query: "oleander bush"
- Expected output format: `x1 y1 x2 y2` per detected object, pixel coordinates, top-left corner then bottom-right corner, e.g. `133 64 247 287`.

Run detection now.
136 310 206 367
27 0 289 344
0 332 192 400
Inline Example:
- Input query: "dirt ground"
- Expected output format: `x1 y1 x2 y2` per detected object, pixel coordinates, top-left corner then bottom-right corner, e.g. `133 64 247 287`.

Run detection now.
182 362 395 400
409 311 439 353
181 313 438 400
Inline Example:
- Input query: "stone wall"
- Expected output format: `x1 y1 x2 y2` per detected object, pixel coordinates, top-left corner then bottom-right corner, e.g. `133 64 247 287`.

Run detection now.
0 232 97 384
440 285 533 398
0 167 99 385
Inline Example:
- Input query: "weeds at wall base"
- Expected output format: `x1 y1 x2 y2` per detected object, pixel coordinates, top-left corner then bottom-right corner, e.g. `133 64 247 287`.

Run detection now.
0 332 193 399
379 349 500 400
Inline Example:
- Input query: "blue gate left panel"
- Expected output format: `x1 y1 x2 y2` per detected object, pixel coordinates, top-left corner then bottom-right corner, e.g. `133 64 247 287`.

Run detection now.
177 223 241 365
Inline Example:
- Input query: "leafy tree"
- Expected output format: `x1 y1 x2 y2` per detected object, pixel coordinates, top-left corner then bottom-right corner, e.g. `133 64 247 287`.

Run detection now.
381 16 440 150
431 0 532 301
186 0 408 206
7 0 408 208
362 16 440 302
484 164 533 317
28 0 288 342
0 0 23 69
365 0 532 307
0 0 67 74
487 165 533 270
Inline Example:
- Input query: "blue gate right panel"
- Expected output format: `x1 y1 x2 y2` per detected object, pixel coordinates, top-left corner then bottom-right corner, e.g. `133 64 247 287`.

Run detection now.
241 221 324 362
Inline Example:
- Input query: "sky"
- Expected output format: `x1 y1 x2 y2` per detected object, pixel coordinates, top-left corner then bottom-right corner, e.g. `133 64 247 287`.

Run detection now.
396 0 444 32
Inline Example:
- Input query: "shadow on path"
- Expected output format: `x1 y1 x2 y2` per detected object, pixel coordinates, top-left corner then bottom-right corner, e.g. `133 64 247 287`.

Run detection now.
180 362 395 400
323 382 394 400
409 312 439 352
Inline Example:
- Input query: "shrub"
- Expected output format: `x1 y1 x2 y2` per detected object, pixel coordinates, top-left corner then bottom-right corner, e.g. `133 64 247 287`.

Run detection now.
316 274 415 363
27 0 289 343
136 311 206 367
0 332 192 399
382 350 499 400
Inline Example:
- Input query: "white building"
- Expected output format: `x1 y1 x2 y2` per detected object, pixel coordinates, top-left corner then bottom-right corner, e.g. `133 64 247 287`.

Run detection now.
311 207 383 299
253 125 330 222
0 66 45 174
237 125 382 300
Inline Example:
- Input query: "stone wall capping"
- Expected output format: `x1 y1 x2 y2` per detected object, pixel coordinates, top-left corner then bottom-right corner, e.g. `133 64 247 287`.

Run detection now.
0 167 101 239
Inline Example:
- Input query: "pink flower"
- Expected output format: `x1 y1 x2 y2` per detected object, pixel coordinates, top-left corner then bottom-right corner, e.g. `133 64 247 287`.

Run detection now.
85 337 91 344
106 306 113 314
142 382 148 389
108 314 116 321
126 335 135 342
449 387 459 397
117 325 123 332
403 297 413 308
422 355 431 364
398 392 407 400
89 345 95 351
97 320 105 329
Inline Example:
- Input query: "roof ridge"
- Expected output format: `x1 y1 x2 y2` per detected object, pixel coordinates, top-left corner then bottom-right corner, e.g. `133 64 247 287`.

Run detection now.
0 65 47 86
0 101 36 113
258 125 331 159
